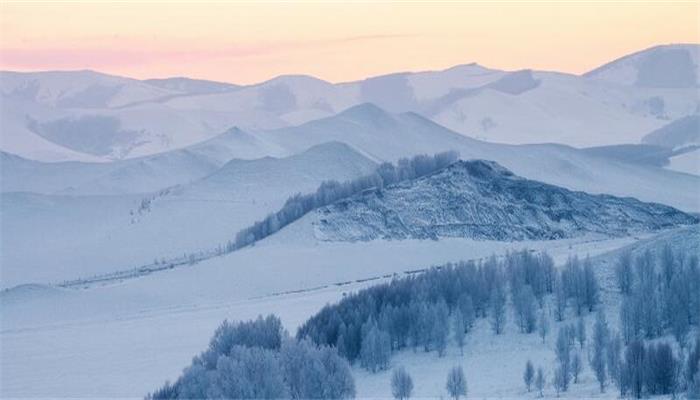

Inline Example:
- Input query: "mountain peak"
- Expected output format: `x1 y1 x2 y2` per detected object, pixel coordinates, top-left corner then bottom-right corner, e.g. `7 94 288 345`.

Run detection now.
337 103 396 125
584 43 699 87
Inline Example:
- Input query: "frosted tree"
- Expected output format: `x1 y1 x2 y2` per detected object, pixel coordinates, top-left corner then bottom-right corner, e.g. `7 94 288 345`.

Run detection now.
213 347 288 399
645 342 677 395
457 294 475 332
616 251 634 294
538 309 549 344
575 317 586 349
668 273 690 347
535 367 545 397
606 332 622 394
620 295 639 344
453 309 466 356
571 352 582 384
659 244 675 289
391 367 413 400
490 280 507 335
554 275 567 322
446 366 467 400
523 360 535 392
279 339 355 399
623 340 646 399
582 257 599 312
686 336 700 397
553 365 567 396
360 323 391 373
554 327 571 392
433 300 450 357
514 285 537 334
590 309 609 392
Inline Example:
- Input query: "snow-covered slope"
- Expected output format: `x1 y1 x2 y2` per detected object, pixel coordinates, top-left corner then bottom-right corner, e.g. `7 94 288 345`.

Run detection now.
282 160 696 243
0 142 375 289
666 147 700 176
581 144 672 167
426 69 698 145
0 127 287 195
641 114 700 149
584 44 699 88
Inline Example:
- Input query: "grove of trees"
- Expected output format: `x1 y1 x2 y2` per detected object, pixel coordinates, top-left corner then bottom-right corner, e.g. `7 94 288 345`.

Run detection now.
147 315 355 399
298 250 558 370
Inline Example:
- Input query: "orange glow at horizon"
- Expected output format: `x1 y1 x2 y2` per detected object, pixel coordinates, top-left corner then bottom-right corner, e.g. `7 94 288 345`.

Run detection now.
1 2 698 84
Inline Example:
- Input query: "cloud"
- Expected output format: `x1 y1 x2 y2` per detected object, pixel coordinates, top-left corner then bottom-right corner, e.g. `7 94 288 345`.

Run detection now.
0 34 413 69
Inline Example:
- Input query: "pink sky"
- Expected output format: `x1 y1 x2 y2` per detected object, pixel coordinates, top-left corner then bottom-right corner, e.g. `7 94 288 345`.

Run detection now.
1 2 698 84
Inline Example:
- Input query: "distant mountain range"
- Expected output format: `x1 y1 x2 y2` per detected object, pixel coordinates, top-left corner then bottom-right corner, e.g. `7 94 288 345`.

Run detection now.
1 44 698 161
3 103 698 212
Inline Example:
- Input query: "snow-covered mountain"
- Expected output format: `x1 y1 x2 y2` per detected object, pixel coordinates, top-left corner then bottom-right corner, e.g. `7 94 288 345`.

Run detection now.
281 160 697 243
584 44 699 88
0 127 286 195
2 44 698 162
641 114 699 149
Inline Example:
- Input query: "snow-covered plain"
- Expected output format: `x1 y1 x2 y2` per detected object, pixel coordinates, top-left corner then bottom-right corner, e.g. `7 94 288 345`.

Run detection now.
1 228 669 398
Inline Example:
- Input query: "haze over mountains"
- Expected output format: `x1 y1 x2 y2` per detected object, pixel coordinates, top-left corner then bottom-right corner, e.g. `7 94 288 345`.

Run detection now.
2 44 698 162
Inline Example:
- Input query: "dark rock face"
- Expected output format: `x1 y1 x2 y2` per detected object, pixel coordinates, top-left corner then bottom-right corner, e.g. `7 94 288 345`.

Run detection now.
311 160 697 242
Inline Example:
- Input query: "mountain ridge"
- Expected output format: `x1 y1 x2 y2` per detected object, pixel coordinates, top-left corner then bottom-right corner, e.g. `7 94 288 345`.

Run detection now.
291 159 697 242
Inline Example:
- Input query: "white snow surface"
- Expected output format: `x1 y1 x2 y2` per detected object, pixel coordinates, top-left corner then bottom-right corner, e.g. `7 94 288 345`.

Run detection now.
0 142 376 289
2 227 695 398
667 147 700 175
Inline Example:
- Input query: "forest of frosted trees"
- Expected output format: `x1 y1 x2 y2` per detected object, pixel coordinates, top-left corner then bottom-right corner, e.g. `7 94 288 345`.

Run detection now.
541 245 700 399
297 250 559 369
146 316 355 399
230 151 459 250
148 246 700 399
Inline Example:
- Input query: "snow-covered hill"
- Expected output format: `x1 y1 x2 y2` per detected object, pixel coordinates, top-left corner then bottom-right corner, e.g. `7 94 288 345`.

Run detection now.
279 160 696 243
263 104 700 212
0 127 286 195
641 114 700 149
0 142 376 289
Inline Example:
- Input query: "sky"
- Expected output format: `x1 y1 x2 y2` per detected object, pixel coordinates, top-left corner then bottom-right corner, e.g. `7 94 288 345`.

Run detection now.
0 1 698 84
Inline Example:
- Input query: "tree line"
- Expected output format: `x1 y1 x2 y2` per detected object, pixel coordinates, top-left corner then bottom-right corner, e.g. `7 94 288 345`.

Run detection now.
230 151 460 250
